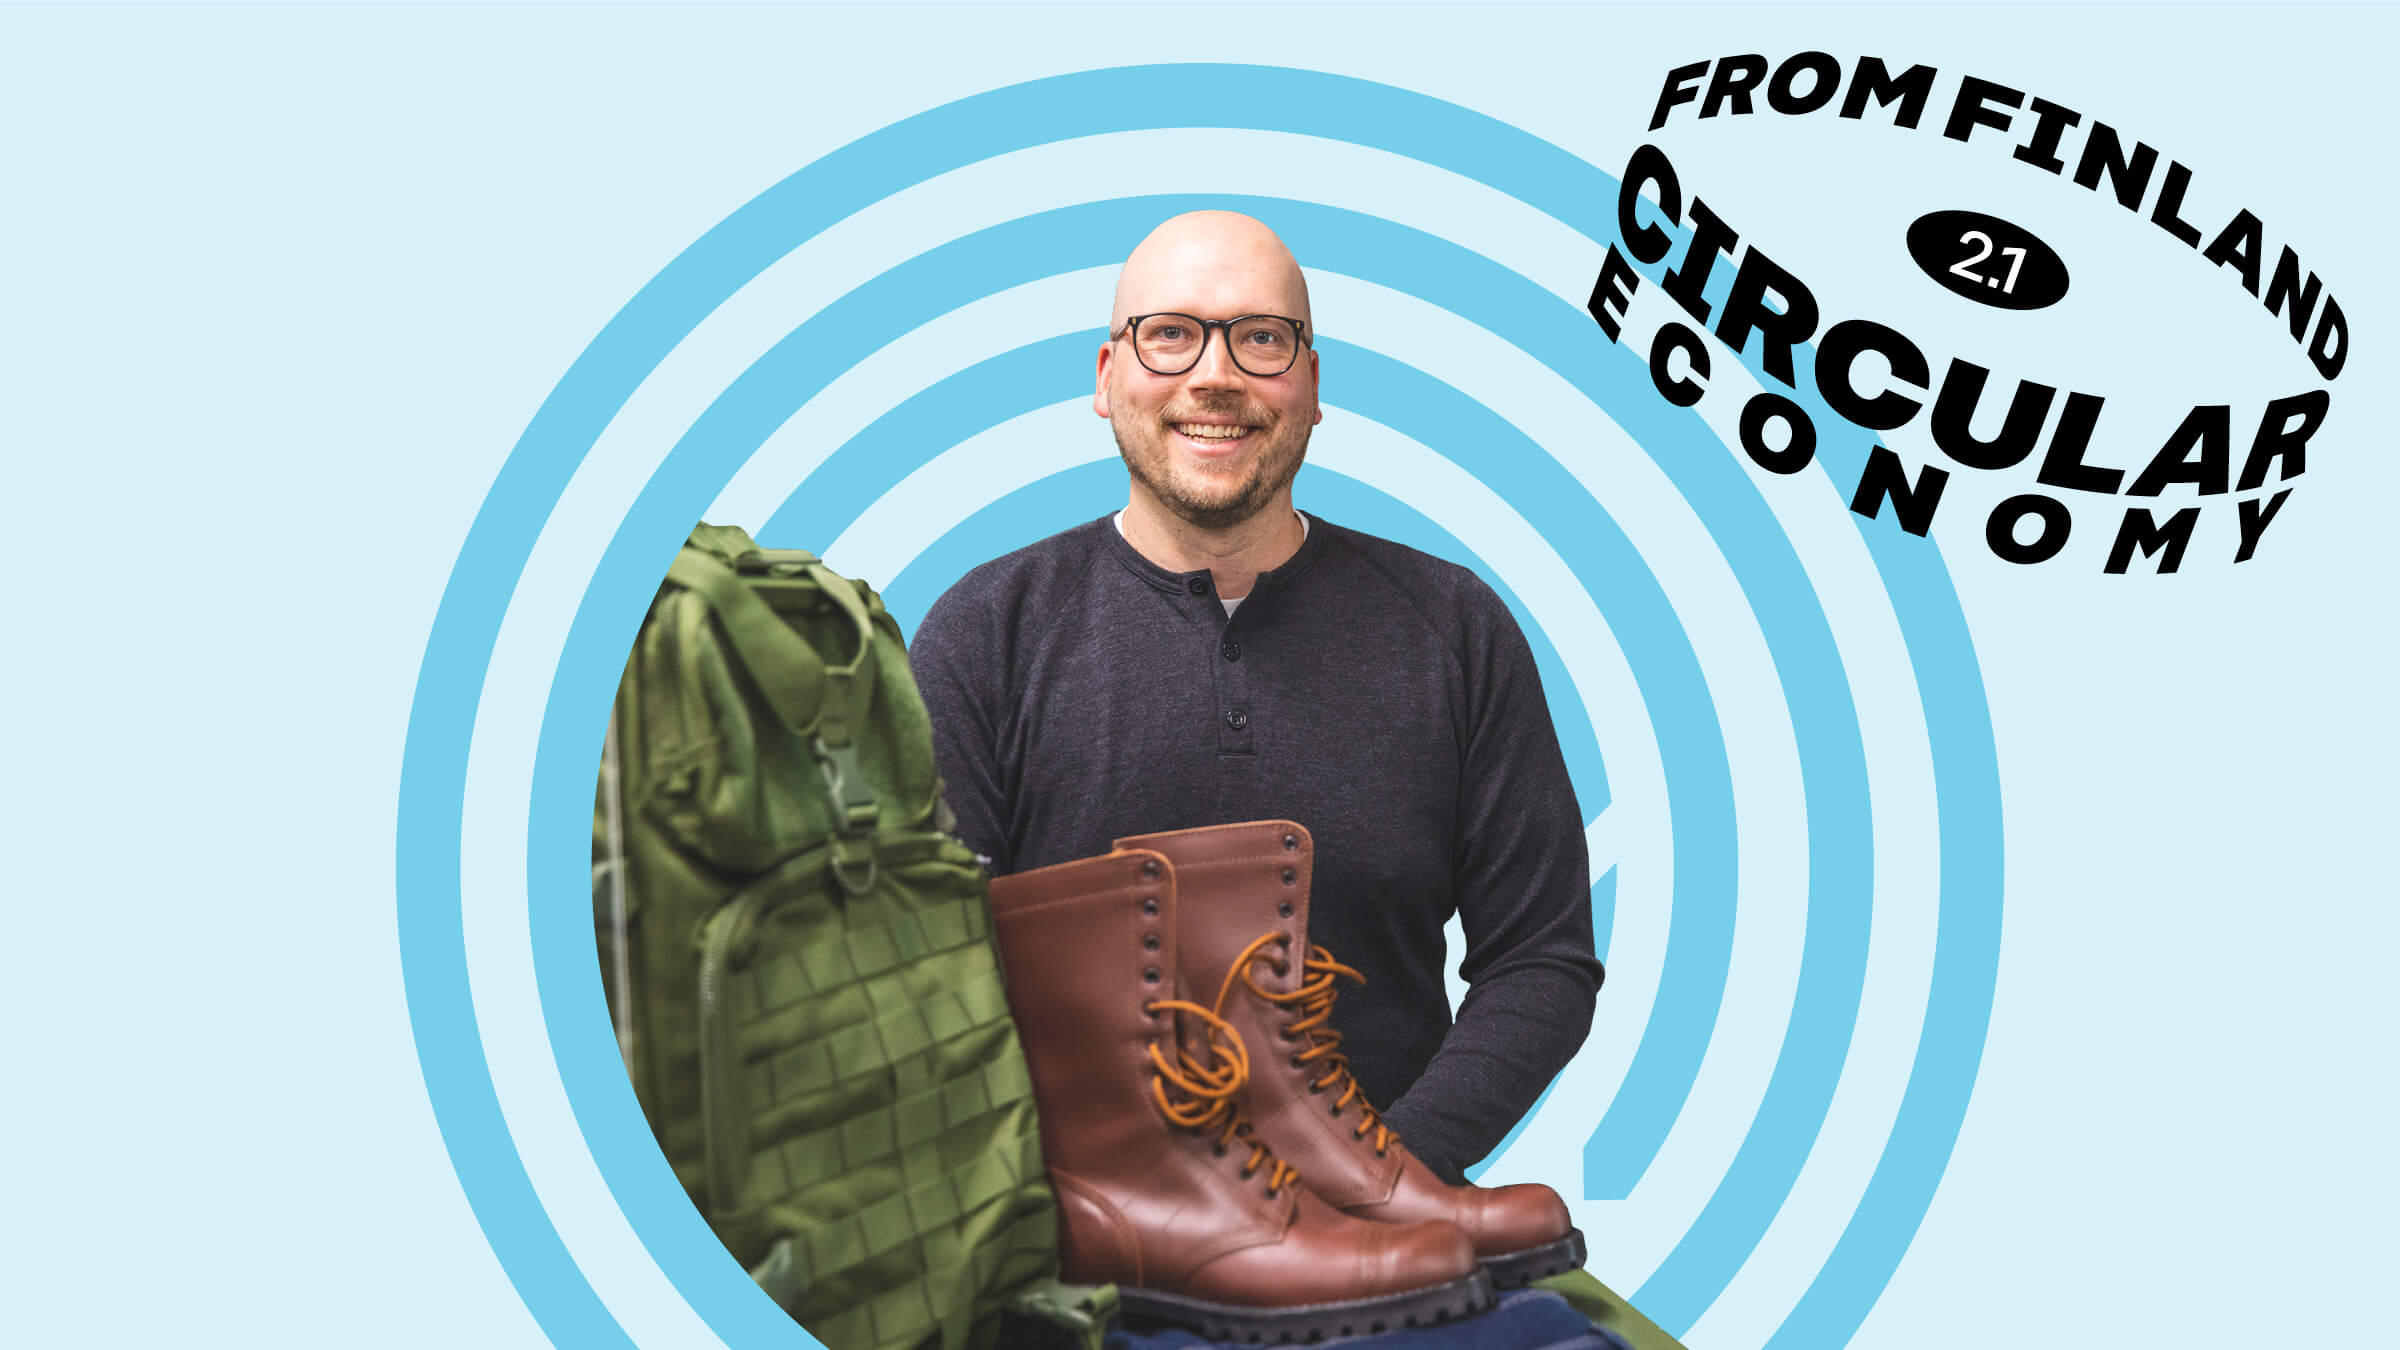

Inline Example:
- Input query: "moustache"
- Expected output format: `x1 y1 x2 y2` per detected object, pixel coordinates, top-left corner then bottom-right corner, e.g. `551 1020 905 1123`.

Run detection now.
1160 397 1272 428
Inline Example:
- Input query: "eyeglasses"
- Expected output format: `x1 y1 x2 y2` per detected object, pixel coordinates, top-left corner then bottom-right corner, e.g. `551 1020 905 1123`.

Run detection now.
1113 312 1311 377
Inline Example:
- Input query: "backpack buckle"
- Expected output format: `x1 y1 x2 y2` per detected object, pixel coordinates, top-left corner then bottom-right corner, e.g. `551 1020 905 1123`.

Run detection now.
812 737 881 898
811 738 880 832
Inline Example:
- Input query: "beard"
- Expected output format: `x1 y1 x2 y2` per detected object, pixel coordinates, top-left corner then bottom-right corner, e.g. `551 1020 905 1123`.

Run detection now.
1112 393 1312 531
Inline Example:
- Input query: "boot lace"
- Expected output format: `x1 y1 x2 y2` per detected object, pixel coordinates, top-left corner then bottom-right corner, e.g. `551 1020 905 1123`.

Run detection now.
1143 998 1301 1197
1215 933 1398 1157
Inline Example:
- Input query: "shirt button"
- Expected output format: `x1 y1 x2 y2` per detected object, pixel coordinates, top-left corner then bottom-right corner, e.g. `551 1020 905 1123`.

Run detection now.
1224 707 1248 730
1221 640 1242 662
1186 575 1210 596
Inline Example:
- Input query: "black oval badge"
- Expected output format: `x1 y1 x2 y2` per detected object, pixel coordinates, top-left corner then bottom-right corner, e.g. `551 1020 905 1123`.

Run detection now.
1907 209 2070 311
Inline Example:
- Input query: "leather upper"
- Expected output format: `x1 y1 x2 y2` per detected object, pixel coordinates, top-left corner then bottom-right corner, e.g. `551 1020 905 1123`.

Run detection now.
1117 820 1577 1261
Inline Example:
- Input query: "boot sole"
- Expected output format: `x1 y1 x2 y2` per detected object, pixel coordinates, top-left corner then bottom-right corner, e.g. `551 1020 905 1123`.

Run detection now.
1117 1267 1498 1344
1480 1226 1588 1289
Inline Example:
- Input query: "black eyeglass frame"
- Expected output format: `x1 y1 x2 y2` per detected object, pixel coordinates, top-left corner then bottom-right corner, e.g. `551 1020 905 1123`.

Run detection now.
1112 312 1313 377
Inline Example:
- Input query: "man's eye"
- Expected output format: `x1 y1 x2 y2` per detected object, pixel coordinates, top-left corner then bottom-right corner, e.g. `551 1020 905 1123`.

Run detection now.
1150 324 1190 342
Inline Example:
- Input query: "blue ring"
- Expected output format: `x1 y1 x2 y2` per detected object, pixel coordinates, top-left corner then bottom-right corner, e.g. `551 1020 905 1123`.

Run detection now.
396 63 2001 1350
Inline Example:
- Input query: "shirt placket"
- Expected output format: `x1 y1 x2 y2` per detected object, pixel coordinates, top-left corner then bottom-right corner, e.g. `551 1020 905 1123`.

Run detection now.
1200 575 1256 756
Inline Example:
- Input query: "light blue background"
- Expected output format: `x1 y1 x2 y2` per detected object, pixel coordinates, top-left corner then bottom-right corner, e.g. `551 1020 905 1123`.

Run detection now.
5 5 2394 1348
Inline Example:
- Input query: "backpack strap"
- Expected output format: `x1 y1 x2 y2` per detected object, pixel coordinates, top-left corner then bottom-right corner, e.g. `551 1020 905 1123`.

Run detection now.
665 540 885 895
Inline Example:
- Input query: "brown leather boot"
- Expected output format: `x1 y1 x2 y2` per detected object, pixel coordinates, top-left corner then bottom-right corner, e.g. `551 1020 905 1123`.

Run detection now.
1115 821 1589 1289
987 847 1496 1342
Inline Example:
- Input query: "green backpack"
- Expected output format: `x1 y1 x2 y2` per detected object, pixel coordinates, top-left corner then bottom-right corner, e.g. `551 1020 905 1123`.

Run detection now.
595 524 1069 1349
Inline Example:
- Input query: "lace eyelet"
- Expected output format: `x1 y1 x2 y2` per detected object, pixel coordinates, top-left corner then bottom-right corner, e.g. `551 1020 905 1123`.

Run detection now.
1277 901 1294 918
1306 1082 1322 1094
1329 1104 1343 1117
1280 868 1296 885
1143 966 1160 984
1142 933 1160 951
1283 833 1299 851
1213 1144 1228 1157
1140 896 1159 916
1290 1055 1305 1068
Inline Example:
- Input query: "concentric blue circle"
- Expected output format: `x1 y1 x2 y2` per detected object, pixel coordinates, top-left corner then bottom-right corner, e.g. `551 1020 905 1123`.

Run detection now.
396 63 2003 1350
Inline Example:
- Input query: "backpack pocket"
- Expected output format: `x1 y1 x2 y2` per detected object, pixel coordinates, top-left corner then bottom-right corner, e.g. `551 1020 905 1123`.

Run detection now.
695 831 1055 1346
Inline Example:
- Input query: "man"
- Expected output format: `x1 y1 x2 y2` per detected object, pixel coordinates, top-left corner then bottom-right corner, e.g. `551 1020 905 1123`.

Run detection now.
909 211 1601 1181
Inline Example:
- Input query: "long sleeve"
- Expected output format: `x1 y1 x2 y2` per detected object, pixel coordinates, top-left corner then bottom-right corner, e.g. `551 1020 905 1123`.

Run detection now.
1378 584 1603 1179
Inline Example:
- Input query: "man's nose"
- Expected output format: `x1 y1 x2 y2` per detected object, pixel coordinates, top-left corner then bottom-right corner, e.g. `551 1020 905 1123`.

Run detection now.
1183 331 1245 390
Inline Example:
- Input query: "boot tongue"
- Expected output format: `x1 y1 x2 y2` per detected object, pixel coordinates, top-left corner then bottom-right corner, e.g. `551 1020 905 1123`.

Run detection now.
1173 993 1214 1065
1288 944 1400 1156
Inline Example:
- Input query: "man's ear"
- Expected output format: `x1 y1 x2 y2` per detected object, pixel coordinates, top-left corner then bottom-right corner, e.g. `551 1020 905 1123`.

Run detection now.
1308 346 1323 426
1094 341 1115 419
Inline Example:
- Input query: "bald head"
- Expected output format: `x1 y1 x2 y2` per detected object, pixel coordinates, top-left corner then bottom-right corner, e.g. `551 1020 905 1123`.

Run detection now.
1110 211 1312 333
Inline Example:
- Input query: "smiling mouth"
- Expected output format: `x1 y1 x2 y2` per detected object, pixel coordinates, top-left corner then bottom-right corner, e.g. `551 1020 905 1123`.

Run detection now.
1171 422 1258 443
